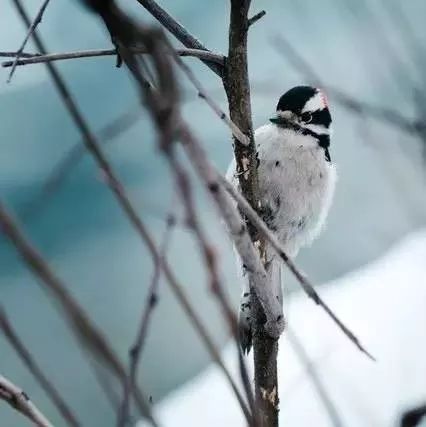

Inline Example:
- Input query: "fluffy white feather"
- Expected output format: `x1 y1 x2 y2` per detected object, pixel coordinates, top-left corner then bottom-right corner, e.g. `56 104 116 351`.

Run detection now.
227 121 336 351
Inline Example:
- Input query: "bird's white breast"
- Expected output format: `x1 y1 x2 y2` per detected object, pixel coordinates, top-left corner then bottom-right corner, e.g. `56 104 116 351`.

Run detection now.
255 123 336 257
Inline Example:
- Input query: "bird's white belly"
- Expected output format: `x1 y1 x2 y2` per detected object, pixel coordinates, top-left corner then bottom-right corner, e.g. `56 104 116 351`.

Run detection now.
257 145 335 257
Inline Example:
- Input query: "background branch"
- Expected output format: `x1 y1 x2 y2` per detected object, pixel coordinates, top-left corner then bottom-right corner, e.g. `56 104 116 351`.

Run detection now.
0 308 80 427
119 213 175 427
0 203 158 427
1 47 225 68
6 0 51 82
135 0 224 77
0 374 53 427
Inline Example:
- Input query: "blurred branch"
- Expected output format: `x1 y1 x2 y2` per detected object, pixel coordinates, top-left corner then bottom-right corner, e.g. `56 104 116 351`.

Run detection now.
1 47 225 68
380 0 426 85
0 203 158 427
135 0 224 77
119 213 175 427
9 0 146 243
89 360 121 413
0 51 37 58
6 0 51 82
21 107 142 222
0 374 53 427
169 47 250 146
0 307 80 427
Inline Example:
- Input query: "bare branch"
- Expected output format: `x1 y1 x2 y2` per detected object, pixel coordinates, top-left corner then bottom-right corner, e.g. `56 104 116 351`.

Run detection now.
135 0 224 77
0 374 53 427
219 176 375 360
0 307 80 427
0 51 37 58
248 10 266 27
1 47 225 68
0 203 158 427
21 107 142 221
167 41 249 146
6 0 51 82
118 214 175 427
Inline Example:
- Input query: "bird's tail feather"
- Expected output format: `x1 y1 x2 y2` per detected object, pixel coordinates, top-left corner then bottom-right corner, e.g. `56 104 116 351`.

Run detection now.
237 247 283 354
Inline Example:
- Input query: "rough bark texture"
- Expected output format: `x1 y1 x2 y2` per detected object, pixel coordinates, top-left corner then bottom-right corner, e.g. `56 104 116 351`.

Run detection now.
225 1 279 425
225 0 258 227
253 305 280 427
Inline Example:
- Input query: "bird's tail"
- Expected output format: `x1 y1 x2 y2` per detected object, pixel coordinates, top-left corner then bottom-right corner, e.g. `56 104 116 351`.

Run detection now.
237 247 283 354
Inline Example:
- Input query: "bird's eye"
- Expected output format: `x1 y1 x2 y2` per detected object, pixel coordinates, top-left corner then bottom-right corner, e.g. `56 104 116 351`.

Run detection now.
301 112 312 123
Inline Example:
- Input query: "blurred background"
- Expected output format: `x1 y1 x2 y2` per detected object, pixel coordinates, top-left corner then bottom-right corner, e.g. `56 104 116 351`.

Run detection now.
1 0 425 425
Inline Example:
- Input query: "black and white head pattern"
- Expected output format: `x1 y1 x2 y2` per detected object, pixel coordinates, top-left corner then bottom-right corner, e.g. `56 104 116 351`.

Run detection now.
270 86 333 161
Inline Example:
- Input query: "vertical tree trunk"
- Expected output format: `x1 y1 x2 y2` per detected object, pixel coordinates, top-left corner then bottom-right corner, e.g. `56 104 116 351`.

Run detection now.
253 303 279 427
225 1 279 426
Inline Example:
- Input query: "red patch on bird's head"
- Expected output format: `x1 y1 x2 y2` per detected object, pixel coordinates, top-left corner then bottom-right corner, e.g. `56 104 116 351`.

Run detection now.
318 89 329 109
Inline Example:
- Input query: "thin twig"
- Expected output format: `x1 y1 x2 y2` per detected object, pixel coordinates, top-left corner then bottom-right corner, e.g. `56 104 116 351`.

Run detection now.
0 51 38 58
21 107 142 222
118 214 175 427
1 47 225 68
165 40 250 146
219 176 375 360
134 0 224 77
7 0 51 82
0 307 80 427
0 203 158 427
89 360 121 413
0 374 53 427
248 10 266 27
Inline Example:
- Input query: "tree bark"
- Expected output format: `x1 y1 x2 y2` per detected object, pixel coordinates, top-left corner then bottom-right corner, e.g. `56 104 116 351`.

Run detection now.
225 1 279 426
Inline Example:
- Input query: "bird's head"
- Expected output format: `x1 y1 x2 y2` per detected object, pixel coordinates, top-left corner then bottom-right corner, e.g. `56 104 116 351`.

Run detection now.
270 85 332 138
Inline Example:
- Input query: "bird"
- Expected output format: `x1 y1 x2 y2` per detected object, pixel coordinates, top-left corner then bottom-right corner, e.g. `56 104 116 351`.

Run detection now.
226 85 337 353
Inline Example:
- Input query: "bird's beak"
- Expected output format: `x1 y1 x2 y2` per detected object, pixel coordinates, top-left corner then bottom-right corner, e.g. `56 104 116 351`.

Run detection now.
269 116 285 125
270 110 297 126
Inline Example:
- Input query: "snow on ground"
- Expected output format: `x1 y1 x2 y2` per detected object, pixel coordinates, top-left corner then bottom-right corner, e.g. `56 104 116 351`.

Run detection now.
138 231 426 426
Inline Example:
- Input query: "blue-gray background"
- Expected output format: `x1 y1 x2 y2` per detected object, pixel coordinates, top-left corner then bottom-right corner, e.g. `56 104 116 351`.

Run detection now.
1 0 425 425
